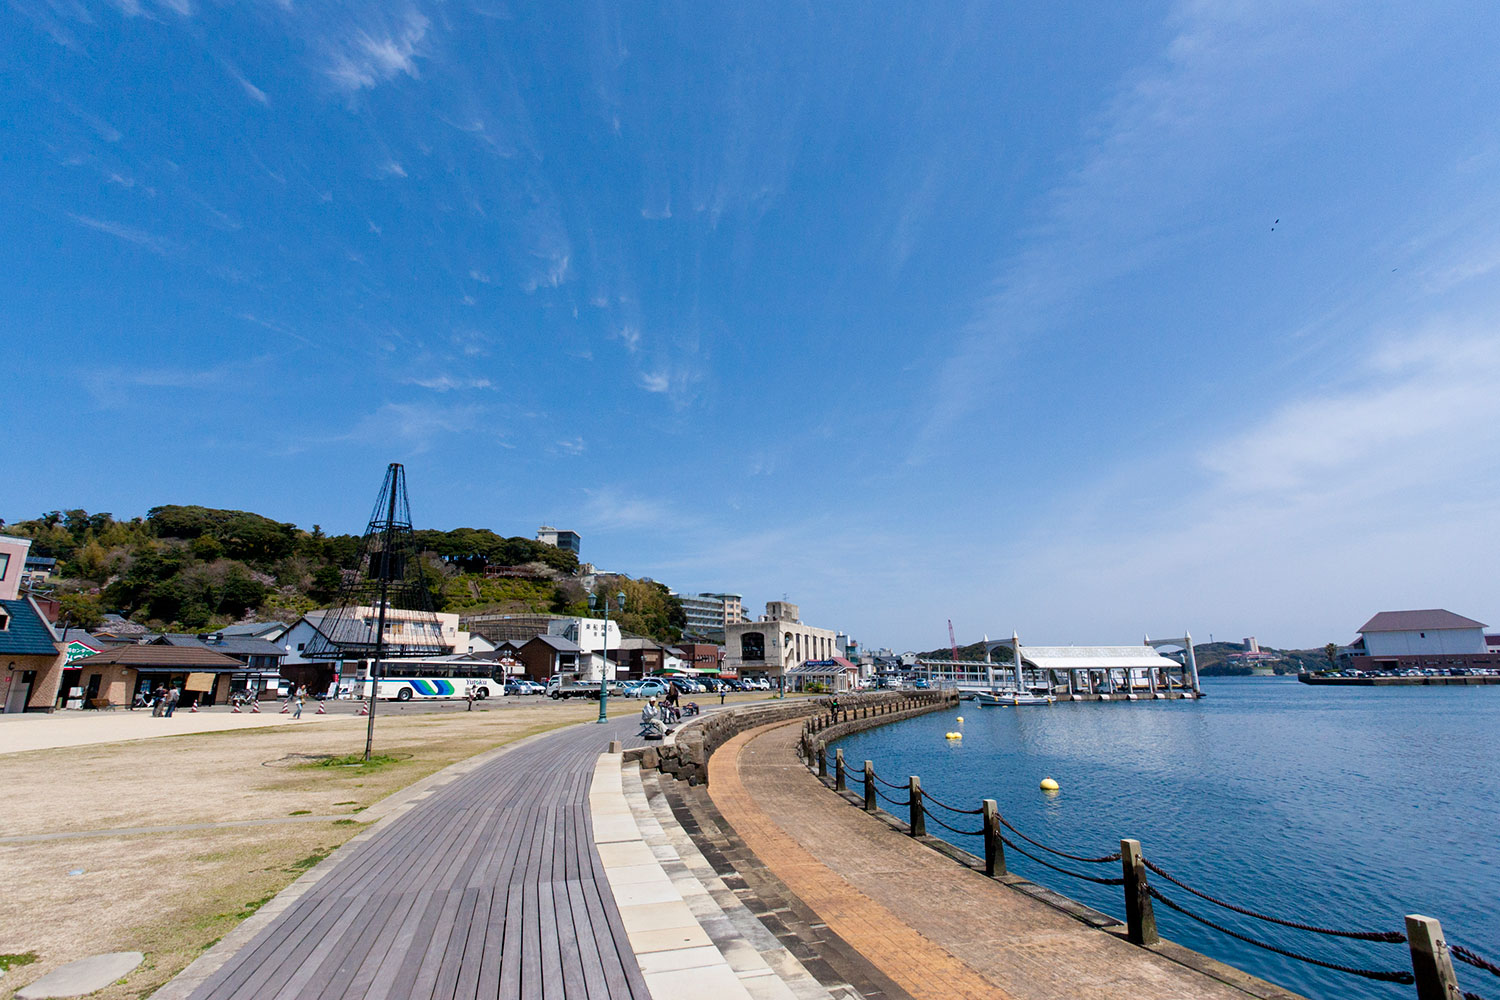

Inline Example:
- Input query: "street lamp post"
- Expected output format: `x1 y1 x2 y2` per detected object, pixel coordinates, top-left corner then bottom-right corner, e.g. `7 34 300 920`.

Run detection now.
589 590 626 723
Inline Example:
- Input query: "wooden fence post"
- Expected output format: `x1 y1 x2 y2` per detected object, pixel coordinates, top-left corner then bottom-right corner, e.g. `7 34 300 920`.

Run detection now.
909 776 925 837
1120 839 1158 946
1405 914 1463 1000
864 761 876 812
817 745 827 778
983 799 1004 876
835 749 846 792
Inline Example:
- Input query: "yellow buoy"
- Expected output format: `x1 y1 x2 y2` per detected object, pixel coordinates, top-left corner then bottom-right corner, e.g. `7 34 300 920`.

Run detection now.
1040 777 1059 792
956 716 964 723
945 731 962 739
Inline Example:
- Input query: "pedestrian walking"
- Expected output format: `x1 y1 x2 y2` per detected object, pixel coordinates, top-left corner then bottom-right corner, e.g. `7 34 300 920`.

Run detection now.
151 685 166 717
466 685 476 711
292 690 304 719
719 683 726 706
164 686 180 717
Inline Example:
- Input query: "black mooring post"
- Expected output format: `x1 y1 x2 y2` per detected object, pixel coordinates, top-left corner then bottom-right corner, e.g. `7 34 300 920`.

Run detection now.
817 746 827 778
909 776 925 837
1121 839 1158 946
983 799 1004 876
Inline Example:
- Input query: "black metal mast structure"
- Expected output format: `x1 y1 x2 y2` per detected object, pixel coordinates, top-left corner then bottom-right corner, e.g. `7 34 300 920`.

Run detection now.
302 463 446 760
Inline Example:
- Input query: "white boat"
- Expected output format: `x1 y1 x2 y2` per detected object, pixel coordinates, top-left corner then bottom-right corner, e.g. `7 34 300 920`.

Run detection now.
974 690 1055 706
972 631 1055 706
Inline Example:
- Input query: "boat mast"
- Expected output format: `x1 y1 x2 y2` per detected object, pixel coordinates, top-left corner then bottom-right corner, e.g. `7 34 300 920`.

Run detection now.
1013 630 1023 694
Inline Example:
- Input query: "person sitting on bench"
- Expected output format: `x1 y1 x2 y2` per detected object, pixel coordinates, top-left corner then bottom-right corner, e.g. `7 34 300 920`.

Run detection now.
640 697 667 740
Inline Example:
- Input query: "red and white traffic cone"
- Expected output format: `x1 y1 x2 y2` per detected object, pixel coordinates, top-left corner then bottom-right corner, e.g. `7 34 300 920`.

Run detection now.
356 703 369 716
315 702 326 714
279 704 290 714
189 698 199 713
250 703 260 713
231 704 241 713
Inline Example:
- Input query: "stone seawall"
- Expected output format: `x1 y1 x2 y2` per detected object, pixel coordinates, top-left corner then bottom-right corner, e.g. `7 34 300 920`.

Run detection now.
798 691 960 764
626 691 956 786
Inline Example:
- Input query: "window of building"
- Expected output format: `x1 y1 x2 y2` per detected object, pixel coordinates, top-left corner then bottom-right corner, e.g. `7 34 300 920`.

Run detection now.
741 632 765 661
0 609 9 631
0 553 9 577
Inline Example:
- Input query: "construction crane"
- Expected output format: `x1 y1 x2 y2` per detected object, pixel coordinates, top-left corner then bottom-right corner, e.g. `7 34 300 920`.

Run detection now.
948 619 960 663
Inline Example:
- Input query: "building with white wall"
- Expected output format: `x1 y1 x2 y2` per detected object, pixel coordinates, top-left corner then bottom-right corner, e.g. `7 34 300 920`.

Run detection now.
1348 609 1494 672
535 526 581 556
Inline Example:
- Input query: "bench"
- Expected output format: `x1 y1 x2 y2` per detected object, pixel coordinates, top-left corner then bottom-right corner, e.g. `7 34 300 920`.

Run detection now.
87 698 117 711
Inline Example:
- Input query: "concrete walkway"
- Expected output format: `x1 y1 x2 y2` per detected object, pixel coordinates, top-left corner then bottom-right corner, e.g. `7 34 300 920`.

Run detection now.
709 719 1302 1000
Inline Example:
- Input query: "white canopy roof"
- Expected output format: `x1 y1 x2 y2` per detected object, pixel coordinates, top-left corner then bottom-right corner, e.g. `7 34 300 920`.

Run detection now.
1019 645 1179 671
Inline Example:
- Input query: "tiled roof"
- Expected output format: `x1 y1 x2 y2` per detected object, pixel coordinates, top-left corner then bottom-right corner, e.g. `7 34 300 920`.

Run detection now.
218 622 289 638
1358 609 1488 633
153 633 287 657
524 634 580 652
0 599 60 656
70 644 244 669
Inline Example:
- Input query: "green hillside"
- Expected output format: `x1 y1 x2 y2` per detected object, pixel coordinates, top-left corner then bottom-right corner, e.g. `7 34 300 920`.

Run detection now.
2 505 685 643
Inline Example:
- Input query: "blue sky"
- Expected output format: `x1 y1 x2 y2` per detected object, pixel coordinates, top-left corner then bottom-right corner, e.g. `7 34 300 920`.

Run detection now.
4 1 1500 650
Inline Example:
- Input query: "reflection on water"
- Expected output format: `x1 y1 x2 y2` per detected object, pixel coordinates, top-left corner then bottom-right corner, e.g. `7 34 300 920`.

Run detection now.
834 677 1500 1000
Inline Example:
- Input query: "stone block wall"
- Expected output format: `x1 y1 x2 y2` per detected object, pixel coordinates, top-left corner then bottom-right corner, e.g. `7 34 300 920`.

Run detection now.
630 691 956 786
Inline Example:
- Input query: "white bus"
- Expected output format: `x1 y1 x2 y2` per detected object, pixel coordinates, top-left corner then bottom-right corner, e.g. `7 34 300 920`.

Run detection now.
351 659 501 702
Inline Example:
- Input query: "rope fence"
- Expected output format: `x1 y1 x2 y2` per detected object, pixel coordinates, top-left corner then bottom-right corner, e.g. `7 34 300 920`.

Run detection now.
1145 887 1416 985
996 831 1125 886
809 733 1492 1000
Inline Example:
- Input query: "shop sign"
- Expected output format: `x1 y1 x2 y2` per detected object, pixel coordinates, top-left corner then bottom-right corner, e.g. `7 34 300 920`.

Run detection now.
64 640 101 664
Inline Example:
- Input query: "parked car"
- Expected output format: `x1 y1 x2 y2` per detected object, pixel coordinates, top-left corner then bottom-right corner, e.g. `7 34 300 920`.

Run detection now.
628 679 671 699
505 679 545 696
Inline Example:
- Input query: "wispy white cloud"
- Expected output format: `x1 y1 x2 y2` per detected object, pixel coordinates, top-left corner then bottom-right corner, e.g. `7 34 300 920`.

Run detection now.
615 325 641 353
404 375 494 391
908 3 1402 463
379 160 407 178
341 401 484 453
326 10 429 93
67 213 170 254
521 252 570 293
555 436 587 456
469 269 492 284
238 312 315 348
638 371 671 393
997 323 1500 646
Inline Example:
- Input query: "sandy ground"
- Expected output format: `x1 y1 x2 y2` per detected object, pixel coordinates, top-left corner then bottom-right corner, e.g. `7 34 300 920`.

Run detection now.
0 699 603 1000
0 710 309 756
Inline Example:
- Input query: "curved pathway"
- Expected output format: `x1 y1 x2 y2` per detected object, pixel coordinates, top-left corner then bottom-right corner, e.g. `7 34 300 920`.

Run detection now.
709 718 1303 1000
182 715 650 1000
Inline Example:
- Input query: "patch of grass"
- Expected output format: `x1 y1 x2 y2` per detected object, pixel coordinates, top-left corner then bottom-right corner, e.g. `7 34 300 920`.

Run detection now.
286 848 332 873
332 819 358 826
301 753 400 770
333 800 359 806
199 937 222 953
289 809 311 815
0 952 39 972
235 894 276 920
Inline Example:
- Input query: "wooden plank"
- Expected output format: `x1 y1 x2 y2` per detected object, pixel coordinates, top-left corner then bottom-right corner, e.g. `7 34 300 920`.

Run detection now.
189 720 653 1000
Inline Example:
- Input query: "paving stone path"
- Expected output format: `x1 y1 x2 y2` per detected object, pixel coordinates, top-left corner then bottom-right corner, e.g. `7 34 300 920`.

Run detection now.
183 716 651 1000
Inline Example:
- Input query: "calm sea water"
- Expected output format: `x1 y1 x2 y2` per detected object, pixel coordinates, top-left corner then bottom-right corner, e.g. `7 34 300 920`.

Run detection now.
833 677 1500 1000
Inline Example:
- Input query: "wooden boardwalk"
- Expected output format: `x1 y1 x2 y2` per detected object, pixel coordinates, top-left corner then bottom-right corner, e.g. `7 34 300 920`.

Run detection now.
188 718 651 1000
